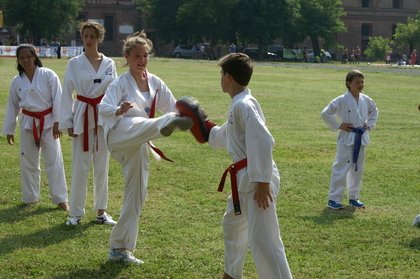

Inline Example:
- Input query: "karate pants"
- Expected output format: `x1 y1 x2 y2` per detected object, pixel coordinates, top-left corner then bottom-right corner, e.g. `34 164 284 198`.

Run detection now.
223 188 292 279
19 127 68 204
108 113 176 251
69 127 109 217
328 143 366 202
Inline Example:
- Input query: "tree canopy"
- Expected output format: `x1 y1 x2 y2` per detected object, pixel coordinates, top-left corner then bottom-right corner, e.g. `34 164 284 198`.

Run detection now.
393 12 420 54
1 0 83 43
297 0 346 56
136 0 346 57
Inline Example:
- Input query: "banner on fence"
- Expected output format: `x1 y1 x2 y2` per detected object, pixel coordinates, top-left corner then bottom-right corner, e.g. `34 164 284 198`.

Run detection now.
0 45 84 58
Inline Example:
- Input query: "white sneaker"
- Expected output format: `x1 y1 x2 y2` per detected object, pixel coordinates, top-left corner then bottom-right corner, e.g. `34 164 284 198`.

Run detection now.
96 212 117 226
160 116 193 137
109 249 144 265
413 214 420 227
66 216 81 226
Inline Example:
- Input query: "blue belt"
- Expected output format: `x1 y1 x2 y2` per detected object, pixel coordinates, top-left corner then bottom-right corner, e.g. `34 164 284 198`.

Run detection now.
352 127 365 171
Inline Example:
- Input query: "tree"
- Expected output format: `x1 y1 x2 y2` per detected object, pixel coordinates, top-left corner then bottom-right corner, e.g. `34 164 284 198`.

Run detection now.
2 0 83 44
137 0 236 49
233 0 291 56
364 36 390 61
280 0 305 48
176 0 236 46
298 0 346 57
136 0 184 44
393 12 420 55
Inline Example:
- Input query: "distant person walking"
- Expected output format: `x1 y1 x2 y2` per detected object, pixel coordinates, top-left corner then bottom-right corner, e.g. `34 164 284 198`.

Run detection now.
385 49 392 65
410 49 417 66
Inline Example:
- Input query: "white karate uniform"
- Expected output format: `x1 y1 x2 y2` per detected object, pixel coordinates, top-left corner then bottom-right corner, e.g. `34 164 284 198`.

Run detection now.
99 70 178 252
321 91 378 202
60 53 117 217
2 67 68 204
208 89 292 279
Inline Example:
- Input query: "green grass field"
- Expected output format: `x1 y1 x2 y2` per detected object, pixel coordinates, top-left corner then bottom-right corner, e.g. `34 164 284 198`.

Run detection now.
0 57 419 279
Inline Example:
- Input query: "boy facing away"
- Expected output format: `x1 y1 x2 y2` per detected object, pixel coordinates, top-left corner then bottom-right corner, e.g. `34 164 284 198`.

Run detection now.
321 69 378 210
206 53 292 279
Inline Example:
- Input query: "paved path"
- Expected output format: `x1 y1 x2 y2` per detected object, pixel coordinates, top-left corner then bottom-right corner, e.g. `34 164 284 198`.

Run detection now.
270 62 420 76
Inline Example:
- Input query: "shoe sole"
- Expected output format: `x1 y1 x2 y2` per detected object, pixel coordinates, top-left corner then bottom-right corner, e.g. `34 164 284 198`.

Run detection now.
328 206 344 210
109 255 144 265
160 116 193 137
65 220 80 225
97 219 117 225
350 204 366 209
328 205 344 210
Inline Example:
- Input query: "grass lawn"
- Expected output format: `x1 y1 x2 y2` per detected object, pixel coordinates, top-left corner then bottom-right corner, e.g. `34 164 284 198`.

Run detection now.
0 56 419 279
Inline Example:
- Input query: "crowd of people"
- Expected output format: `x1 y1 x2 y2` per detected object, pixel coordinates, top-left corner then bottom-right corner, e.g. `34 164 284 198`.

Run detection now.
341 46 362 64
1 20 419 278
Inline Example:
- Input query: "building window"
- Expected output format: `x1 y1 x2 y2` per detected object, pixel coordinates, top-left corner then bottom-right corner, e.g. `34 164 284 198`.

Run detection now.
361 23 372 37
361 23 372 54
104 15 114 41
393 0 402 9
392 24 397 39
362 0 371 8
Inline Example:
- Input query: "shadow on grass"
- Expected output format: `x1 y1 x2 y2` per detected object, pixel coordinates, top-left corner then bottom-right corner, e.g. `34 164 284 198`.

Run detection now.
51 261 129 279
0 222 95 256
302 206 356 225
0 203 58 224
407 237 420 251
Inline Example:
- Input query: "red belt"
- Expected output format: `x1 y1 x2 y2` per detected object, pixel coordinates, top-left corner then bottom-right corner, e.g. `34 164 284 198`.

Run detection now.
218 158 247 215
76 94 104 152
147 89 173 162
22 107 53 148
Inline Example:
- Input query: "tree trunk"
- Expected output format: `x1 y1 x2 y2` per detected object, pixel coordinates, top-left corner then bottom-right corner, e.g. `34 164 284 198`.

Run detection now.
310 35 320 58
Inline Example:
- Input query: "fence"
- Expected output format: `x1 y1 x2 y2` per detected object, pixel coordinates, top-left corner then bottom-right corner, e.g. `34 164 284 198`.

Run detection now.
0 45 84 58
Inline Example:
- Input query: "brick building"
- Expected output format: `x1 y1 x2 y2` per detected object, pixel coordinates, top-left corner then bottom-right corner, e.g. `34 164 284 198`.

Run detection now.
80 0 419 58
75 0 140 56
339 0 420 53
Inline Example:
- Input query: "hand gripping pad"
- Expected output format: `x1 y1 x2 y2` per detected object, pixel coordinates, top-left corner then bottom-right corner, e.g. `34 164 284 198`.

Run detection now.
176 96 211 143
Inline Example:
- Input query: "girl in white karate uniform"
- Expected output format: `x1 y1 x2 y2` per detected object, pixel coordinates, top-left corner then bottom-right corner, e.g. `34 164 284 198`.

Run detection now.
99 31 192 264
321 69 378 209
208 53 292 279
2 44 68 210
60 21 118 225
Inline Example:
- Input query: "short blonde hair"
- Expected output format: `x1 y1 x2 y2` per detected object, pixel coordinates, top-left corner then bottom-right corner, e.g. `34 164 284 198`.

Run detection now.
79 21 106 43
122 30 153 57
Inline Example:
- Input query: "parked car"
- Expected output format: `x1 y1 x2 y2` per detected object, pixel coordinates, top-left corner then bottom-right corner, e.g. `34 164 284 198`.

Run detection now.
267 44 284 59
283 48 303 61
306 49 332 62
243 48 279 61
172 44 199 59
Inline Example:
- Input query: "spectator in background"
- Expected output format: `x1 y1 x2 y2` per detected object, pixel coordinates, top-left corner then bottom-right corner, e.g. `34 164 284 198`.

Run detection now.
229 43 236 53
410 49 417 66
342 48 348 64
385 49 392 65
55 39 61 59
355 46 361 64
349 48 355 64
